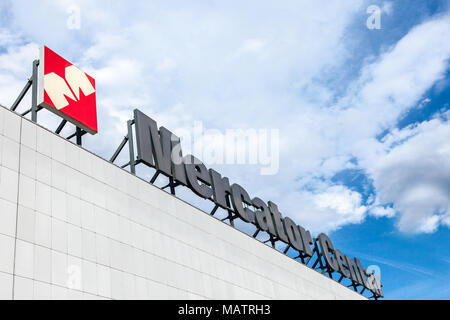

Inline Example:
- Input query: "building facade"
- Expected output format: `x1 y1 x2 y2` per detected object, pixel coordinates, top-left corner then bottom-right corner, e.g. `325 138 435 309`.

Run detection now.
0 105 365 300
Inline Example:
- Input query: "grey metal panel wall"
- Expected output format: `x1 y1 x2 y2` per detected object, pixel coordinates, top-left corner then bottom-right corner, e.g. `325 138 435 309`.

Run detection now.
0 105 365 300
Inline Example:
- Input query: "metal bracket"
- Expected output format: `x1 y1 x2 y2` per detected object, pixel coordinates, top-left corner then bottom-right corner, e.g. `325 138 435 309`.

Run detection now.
11 60 41 122
210 204 219 216
10 59 86 146
55 119 67 134
11 78 32 112
150 171 160 183
127 120 136 174
66 128 86 146
110 118 137 175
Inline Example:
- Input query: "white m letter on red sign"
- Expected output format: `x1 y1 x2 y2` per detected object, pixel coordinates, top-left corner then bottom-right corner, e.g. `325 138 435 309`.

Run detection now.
44 65 95 110
38 46 98 134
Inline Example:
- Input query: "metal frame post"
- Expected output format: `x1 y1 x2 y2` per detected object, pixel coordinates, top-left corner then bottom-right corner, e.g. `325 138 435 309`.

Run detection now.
110 135 129 163
76 127 82 146
31 60 39 122
127 120 136 174
55 119 67 134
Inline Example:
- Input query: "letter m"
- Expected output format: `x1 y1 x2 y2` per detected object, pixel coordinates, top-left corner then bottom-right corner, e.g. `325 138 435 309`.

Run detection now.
44 65 95 110
64 65 95 100
44 73 76 110
133 109 187 185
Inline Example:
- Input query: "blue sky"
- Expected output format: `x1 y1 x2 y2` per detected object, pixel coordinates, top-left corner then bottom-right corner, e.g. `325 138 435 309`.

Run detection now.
328 1 450 299
0 0 449 299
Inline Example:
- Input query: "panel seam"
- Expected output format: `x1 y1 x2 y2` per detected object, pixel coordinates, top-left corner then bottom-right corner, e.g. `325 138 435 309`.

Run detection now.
11 117 23 300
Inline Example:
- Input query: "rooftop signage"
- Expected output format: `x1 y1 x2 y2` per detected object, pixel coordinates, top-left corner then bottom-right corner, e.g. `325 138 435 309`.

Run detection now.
127 109 384 299
37 46 98 134
10 46 94 146
9 46 383 299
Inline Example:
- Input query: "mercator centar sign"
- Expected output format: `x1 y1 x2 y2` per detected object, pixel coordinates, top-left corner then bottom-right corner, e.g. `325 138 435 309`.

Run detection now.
132 109 383 298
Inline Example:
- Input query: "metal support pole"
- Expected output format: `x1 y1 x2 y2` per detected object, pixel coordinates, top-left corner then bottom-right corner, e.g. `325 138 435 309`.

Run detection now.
327 267 333 278
120 162 130 168
210 204 219 216
224 197 234 226
31 60 39 122
169 177 176 195
228 210 235 227
299 254 305 264
162 179 179 193
220 212 235 226
311 256 320 269
270 235 276 248
67 129 86 140
110 135 129 163
55 119 67 134
150 171 159 184
127 120 135 174
11 78 32 111
304 252 313 265
312 240 327 274
262 235 277 248
76 127 82 146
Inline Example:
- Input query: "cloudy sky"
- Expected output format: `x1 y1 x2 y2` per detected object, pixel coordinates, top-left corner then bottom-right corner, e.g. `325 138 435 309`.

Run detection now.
0 0 449 299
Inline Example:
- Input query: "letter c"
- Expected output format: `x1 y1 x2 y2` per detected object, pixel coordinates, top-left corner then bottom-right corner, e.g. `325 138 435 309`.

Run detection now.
230 184 255 223
318 233 339 272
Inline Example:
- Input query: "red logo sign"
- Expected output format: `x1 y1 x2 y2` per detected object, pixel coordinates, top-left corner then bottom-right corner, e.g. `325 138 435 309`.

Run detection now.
38 46 97 134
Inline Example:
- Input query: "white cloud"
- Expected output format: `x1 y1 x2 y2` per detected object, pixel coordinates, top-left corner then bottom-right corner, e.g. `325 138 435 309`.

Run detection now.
370 205 396 218
252 184 367 233
369 112 450 233
0 32 39 107
229 38 266 60
0 1 449 235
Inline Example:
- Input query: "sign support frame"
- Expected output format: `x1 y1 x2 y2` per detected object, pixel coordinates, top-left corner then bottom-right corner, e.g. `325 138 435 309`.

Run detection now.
10 59 86 146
